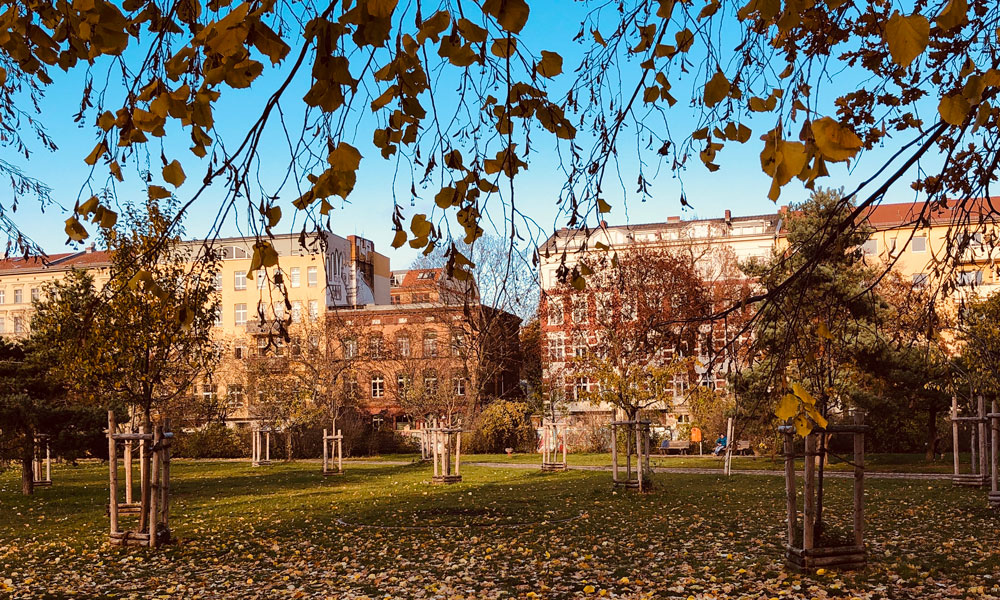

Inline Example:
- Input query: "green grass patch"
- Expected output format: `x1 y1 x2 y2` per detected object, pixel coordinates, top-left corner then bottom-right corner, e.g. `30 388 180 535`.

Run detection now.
1 460 997 598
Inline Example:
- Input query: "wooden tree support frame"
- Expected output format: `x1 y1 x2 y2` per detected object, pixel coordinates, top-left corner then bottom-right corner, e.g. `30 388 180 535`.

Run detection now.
989 399 999 509
951 396 988 487
107 411 172 548
610 420 652 492
32 434 52 488
251 425 273 467
781 410 868 572
322 428 344 476
541 420 568 472
429 420 462 484
418 428 432 462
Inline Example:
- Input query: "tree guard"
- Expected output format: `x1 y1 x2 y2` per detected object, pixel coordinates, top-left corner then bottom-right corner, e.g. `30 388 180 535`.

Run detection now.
32 435 52 488
989 399 999 509
107 411 172 548
951 395 988 487
251 424 274 467
781 410 868 571
428 420 462 484
322 428 343 476
541 420 568 472
418 427 432 462
610 420 652 492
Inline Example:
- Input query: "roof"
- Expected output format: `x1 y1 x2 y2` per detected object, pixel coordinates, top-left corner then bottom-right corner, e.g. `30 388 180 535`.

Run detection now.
862 198 1000 229
390 268 444 289
0 249 111 275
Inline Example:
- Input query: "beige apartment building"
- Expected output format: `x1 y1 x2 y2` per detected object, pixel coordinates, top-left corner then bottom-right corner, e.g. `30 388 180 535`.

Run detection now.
539 200 1000 431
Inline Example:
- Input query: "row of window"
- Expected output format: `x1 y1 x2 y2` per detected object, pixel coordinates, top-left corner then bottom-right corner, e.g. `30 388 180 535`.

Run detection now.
229 300 321 326
0 288 39 305
342 331 465 359
218 266 319 292
362 372 466 398
0 316 25 334
546 294 636 326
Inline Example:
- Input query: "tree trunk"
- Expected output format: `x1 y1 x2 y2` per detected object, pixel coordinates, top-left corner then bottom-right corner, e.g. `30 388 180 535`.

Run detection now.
285 430 293 461
924 405 939 461
21 443 34 496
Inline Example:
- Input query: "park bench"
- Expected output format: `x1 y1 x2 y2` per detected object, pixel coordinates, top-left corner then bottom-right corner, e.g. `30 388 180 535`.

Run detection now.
733 440 752 455
657 440 690 455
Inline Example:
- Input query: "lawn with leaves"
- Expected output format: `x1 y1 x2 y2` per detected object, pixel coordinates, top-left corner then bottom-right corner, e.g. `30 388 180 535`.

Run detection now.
1 461 998 599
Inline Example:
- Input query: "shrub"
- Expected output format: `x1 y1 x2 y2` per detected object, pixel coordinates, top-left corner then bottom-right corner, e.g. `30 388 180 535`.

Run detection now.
173 423 249 458
468 400 536 453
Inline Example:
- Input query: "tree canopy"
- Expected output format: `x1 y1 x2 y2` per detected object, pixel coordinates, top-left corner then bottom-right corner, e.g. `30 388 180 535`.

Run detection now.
1 0 995 291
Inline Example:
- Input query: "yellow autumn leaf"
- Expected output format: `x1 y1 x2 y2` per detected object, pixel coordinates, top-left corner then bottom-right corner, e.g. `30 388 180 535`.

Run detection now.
793 414 813 437
391 229 407 248
571 274 586 291
936 0 967 30
163 160 186 187
148 185 172 200
483 0 530 34
884 11 929 68
597 198 612 213
816 322 834 340
791 382 817 406
703 70 730 107
584 585 596 594
265 206 281 228
803 404 829 430
536 50 563 78
328 142 362 172
938 93 971 126
109 161 124 182
811 117 862 162
775 393 799 421
85 141 107 166
64 217 89 242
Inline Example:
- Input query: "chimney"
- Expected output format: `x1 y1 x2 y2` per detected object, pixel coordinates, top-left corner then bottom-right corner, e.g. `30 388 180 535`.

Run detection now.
667 216 681 223
724 209 732 225
85 243 95 254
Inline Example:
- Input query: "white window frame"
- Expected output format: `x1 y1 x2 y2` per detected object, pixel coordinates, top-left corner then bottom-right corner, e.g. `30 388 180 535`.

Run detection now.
371 375 385 398
911 236 927 253
290 267 301 288
547 297 564 325
547 332 565 361
234 270 247 290
308 299 319 320
234 303 248 326
307 266 318 287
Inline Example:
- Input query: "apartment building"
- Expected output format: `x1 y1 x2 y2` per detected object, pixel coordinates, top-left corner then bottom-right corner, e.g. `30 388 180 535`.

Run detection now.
327 268 522 427
0 245 111 338
539 200 1000 430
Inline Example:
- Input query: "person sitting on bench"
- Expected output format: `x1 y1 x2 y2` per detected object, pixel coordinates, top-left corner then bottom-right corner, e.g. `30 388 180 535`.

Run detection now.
712 433 727 456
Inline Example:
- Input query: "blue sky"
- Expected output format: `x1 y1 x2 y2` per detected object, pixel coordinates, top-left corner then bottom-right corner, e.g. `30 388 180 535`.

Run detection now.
2 2 935 266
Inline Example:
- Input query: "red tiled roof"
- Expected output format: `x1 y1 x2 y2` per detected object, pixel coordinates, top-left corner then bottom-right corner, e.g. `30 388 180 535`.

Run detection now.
391 268 443 289
0 249 111 274
862 198 1000 229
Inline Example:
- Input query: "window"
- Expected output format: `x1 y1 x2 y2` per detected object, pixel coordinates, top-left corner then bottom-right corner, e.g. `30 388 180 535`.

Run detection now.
390 273 404 286
547 333 565 361
214 306 223 326
344 376 359 398
622 297 638 321
343 338 358 358
257 337 269 356
234 303 247 325
14 289 22 304
913 273 929 287
573 377 593 400
423 371 438 395
417 271 436 280
290 267 301 288
957 270 983 287
861 239 878 255
572 332 588 358
291 301 302 323
961 232 984 248
234 343 246 359
256 270 266 289
413 292 430 303
201 384 217 404
547 298 563 325
308 300 319 320
454 377 466 396
0 317 4 333
423 331 438 357
13 317 24 334
273 303 285 320
307 266 318 287
30 288 39 303
0 290 4 304
397 373 410 395
572 297 587 323
227 384 245 408
371 374 385 398
672 373 688 400
451 332 465 356
391 295 402 304
234 271 247 290
212 274 222 290
911 236 927 253
369 336 384 358
396 335 411 357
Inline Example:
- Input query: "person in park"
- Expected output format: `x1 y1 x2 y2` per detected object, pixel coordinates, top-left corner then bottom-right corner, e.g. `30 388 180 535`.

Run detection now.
712 433 728 456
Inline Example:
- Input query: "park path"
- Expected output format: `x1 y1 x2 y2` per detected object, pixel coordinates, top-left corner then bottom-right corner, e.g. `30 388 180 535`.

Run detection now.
344 459 952 480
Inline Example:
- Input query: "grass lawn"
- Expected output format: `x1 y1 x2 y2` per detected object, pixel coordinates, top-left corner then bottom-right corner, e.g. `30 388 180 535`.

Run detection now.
2 460 998 599
354 452 959 474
